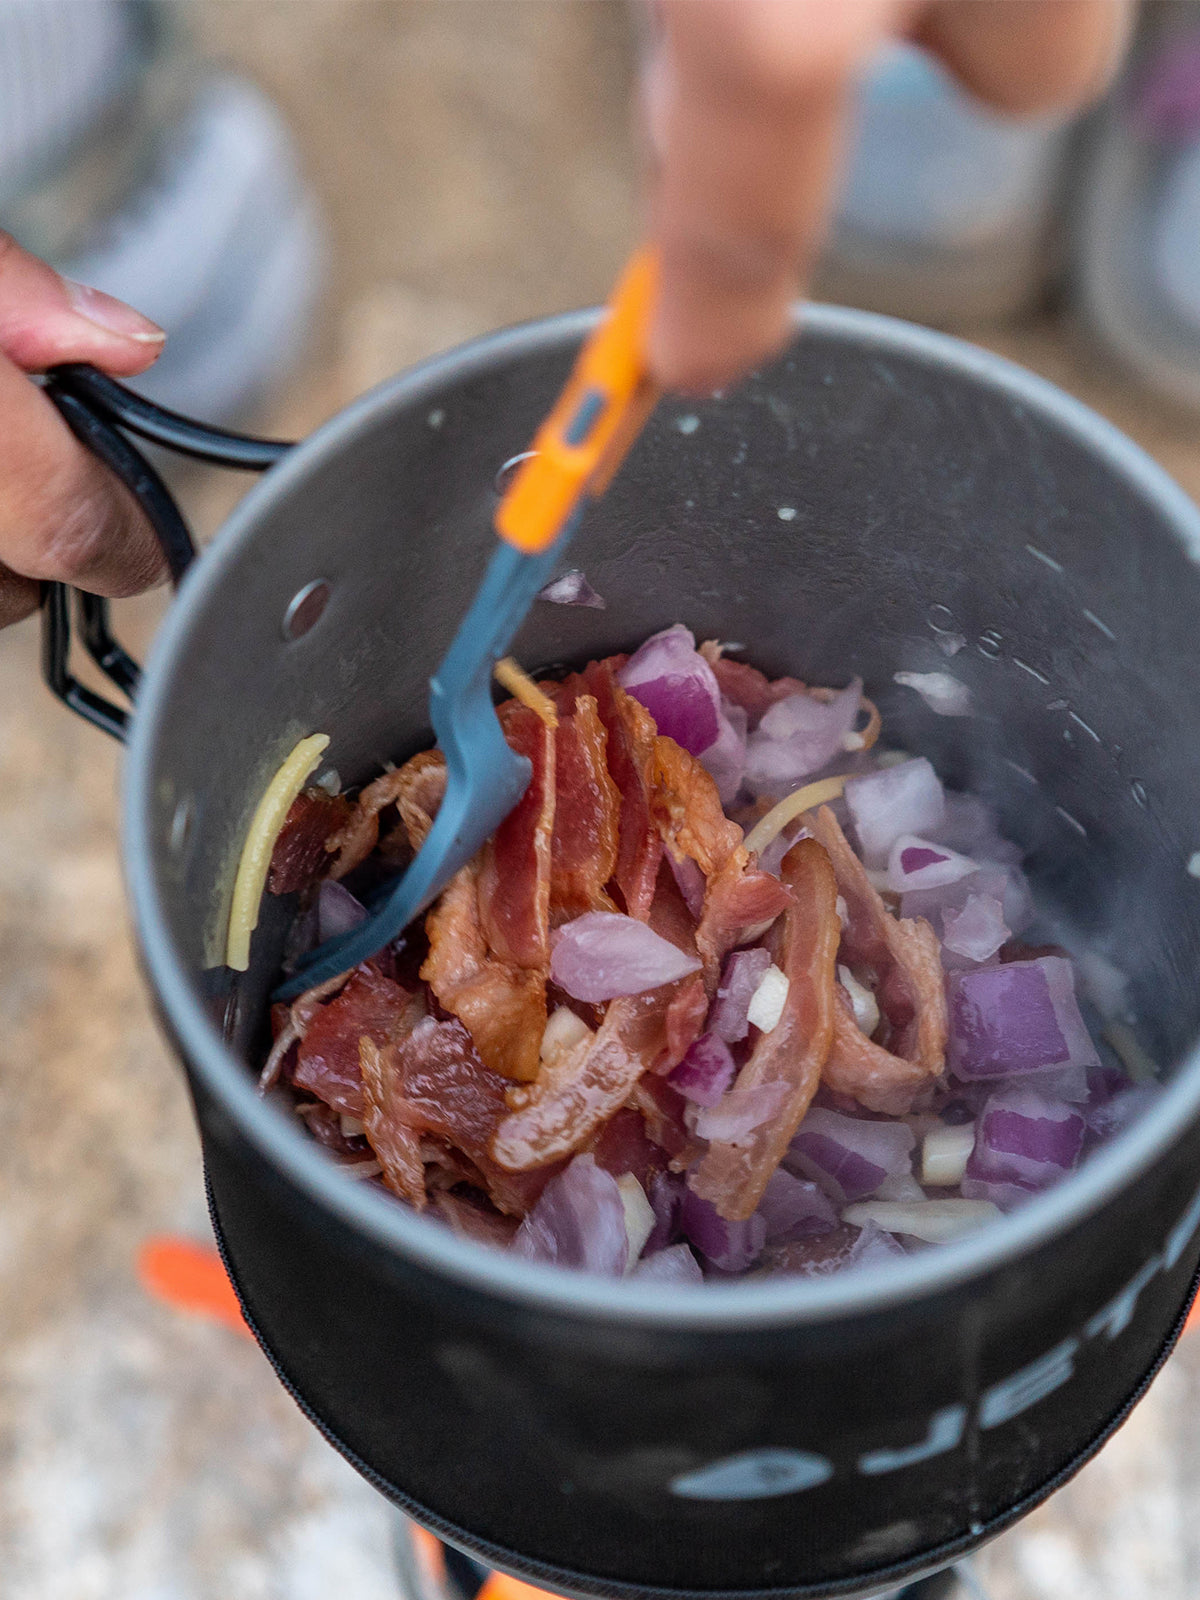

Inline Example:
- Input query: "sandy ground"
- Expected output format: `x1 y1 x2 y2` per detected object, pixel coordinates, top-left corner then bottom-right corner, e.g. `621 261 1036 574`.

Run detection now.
2 5 1199 1598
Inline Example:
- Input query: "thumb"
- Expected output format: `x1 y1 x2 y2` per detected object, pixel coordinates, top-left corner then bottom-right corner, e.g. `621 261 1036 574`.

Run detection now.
0 230 166 377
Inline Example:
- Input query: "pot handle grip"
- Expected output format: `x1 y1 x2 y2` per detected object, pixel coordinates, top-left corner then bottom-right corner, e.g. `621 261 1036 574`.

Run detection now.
39 364 293 742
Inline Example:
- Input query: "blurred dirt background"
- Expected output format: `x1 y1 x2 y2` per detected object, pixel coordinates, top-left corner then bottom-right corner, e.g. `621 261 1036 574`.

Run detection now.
1 5 1199 1599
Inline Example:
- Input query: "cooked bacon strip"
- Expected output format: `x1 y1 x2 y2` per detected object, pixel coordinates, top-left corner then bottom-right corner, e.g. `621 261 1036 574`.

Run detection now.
690 837 840 1220
582 660 663 919
628 1074 690 1161
587 1106 667 1186
808 805 947 1113
292 966 413 1118
490 982 687 1170
663 973 709 1072
478 701 554 968
268 790 352 894
389 1017 557 1213
547 693 620 921
649 735 743 878
422 862 545 1082
361 1034 427 1204
695 851 793 987
325 750 448 879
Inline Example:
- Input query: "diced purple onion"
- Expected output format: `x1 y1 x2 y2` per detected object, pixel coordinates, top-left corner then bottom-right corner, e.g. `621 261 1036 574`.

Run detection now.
844 758 946 867
901 863 1033 938
510 1154 629 1276
941 893 1010 964
679 1186 767 1273
317 880 368 943
536 569 606 608
845 1220 907 1269
669 1032 736 1106
631 1244 704 1284
755 1169 838 1241
964 1085 1085 1206
708 948 773 1043
947 956 1100 1081
786 1108 916 1205
742 679 863 797
618 624 721 756
694 1081 789 1143
550 912 702 1002
699 698 748 804
646 1171 684 1253
885 834 977 893
668 852 708 921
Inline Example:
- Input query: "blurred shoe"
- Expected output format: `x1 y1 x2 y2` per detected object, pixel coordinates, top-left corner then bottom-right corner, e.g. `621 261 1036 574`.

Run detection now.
816 42 1076 326
0 1 324 423
1074 3 1200 413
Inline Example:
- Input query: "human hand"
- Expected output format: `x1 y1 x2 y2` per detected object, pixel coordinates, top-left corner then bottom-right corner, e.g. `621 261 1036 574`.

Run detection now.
0 232 168 628
644 0 1134 391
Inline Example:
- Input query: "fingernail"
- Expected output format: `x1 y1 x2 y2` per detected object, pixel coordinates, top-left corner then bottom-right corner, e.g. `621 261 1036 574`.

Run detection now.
62 278 166 344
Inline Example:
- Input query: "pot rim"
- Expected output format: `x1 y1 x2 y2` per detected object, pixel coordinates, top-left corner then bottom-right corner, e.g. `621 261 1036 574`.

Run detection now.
125 302 1200 1330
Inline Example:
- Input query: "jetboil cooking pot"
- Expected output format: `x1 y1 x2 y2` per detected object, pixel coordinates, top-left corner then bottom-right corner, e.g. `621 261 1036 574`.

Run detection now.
38 305 1200 1600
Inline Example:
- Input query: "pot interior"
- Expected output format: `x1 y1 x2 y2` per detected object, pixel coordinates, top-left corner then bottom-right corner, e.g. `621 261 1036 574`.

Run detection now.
132 306 1200 1240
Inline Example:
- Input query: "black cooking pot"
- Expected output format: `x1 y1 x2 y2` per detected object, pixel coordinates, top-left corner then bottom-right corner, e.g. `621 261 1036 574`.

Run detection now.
41 307 1200 1600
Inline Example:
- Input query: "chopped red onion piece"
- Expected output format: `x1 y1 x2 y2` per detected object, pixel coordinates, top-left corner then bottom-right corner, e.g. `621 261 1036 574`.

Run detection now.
679 1186 767 1273
632 1244 704 1284
317 879 368 943
968 1084 1085 1196
694 1081 789 1143
892 670 971 717
510 1155 629 1276
755 1169 838 1240
787 1108 916 1205
646 1170 684 1252
947 956 1100 1081
901 863 1033 938
844 1220 907 1269
708 948 773 1042
618 624 721 755
668 852 708 921
699 698 748 805
941 893 1010 964
742 679 862 797
844 757 945 866
536 569 606 608
885 834 977 893
550 912 702 1002
669 1032 736 1106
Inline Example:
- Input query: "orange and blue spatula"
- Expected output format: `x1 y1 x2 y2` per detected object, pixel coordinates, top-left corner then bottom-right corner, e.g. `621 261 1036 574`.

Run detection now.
276 250 658 999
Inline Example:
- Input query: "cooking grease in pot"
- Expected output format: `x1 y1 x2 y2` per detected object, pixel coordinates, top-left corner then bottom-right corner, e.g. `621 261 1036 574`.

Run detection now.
248 625 1158 1282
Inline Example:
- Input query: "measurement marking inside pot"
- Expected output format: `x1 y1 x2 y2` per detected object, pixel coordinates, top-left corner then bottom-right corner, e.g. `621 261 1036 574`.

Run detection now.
1025 543 1063 573
1083 608 1116 641
1055 805 1088 838
1003 758 1038 785
1188 852 1200 879
1068 711 1102 743
1012 658 1049 684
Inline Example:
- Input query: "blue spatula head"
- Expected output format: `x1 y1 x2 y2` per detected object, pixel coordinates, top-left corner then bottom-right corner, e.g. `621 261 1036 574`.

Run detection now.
273 533 569 1001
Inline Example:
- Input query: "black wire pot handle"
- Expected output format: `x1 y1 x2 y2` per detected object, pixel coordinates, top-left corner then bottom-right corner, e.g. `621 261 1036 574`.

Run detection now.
40 363 295 742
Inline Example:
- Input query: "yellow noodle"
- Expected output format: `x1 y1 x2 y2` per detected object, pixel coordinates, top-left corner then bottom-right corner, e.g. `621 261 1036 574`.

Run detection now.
226 732 329 971
494 656 558 729
742 774 852 858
